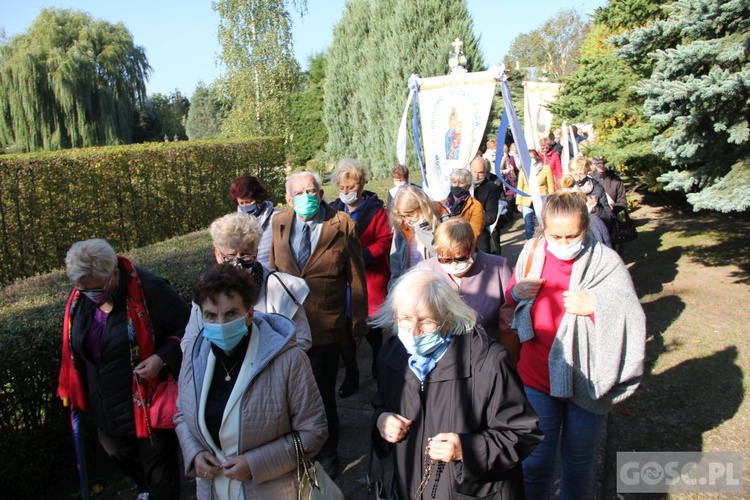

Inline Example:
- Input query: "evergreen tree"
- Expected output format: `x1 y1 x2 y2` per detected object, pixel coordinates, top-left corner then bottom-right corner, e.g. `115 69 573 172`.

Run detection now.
324 0 483 178
185 83 223 140
549 0 672 176
214 0 305 138
288 53 328 164
617 0 750 211
0 8 150 152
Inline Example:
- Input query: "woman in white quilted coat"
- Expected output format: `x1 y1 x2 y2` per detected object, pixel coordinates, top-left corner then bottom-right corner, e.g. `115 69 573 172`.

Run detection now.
175 264 327 499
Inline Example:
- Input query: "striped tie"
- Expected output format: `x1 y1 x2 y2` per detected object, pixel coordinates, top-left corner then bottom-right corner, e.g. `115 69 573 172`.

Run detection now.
298 223 311 269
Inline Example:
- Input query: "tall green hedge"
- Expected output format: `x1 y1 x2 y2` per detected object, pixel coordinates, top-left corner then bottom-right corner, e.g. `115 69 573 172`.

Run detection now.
0 138 286 285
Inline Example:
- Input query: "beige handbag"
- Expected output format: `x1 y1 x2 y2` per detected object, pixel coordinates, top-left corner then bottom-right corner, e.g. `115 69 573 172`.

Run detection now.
291 431 344 500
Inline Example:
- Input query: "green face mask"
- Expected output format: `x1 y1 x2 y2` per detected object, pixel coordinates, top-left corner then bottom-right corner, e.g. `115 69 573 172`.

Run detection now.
293 193 320 219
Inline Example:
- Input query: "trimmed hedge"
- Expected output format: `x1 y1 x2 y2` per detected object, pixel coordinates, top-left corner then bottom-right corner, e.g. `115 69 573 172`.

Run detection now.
0 138 286 286
0 229 216 498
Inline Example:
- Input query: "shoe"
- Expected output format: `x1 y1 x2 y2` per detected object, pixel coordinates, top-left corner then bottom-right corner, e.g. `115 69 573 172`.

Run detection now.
338 370 359 398
136 494 149 500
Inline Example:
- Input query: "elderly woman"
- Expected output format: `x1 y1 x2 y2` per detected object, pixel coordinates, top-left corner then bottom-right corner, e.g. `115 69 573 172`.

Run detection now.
516 149 556 240
505 191 646 498
415 218 519 363
175 264 327 499
370 268 542 499
330 158 393 397
183 212 311 351
440 168 484 240
388 185 445 288
58 239 189 500
229 176 277 267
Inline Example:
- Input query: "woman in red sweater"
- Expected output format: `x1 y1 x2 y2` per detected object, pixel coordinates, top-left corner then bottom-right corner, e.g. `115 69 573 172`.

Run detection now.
330 158 393 397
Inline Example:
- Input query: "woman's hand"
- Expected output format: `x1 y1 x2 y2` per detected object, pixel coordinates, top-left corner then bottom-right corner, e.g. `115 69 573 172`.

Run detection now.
377 412 413 443
428 433 463 462
222 455 252 482
194 451 222 480
133 354 164 381
512 278 545 301
563 291 594 316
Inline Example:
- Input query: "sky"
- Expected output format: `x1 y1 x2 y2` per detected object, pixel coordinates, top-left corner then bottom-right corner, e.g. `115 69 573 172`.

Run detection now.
1 0 607 97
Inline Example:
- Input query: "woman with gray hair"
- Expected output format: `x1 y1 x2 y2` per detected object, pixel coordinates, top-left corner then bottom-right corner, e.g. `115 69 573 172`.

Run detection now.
440 168 484 240
58 238 190 500
369 268 541 499
183 212 312 351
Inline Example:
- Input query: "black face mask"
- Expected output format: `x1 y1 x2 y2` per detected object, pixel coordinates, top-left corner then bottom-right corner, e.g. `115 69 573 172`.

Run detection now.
450 186 468 198
576 176 589 187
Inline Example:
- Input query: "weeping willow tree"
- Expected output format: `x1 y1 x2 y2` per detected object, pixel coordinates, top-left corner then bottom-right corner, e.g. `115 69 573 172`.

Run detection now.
0 8 151 152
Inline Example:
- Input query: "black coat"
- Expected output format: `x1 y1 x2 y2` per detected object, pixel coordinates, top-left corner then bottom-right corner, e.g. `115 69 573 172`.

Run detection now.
71 263 189 436
372 327 542 499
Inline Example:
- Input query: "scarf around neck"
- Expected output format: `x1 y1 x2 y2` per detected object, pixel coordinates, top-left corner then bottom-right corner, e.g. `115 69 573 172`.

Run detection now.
407 333 453 382
58 256 157 438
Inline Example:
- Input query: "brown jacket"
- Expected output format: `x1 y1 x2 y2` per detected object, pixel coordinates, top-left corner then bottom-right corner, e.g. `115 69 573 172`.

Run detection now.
270 203 368 345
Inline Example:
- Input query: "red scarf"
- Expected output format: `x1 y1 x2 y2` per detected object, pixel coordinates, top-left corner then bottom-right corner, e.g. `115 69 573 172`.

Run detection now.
57 256 156 438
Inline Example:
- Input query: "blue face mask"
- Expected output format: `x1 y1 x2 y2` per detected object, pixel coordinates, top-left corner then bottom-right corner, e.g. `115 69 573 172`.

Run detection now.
398 327 445 357
202 314 249 351
293 193 320 219
237 203 260 216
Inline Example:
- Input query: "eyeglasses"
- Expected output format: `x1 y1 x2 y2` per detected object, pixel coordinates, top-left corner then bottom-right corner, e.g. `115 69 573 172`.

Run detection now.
218 249 257 268
436 255 471 264
394 316 441 335
77 286 106 294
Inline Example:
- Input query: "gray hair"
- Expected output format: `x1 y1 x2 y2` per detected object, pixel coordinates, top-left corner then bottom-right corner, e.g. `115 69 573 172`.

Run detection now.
369 267 476 336
65 238 117 284
330 158 371 187
285 171 322 196
450 168 473 186
210 212 263 251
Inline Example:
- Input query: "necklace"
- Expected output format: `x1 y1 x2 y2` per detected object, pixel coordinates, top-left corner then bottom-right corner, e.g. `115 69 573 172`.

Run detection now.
219 359 238 381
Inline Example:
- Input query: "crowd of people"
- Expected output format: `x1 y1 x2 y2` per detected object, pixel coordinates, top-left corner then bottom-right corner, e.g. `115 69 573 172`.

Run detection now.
57 143 645 500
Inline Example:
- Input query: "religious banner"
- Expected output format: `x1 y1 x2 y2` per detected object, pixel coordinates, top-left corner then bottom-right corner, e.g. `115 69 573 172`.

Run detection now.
415 71 497 200
523 81 561 150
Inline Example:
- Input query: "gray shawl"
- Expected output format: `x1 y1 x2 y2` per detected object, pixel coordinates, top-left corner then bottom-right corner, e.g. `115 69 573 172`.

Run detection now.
511 234 646 414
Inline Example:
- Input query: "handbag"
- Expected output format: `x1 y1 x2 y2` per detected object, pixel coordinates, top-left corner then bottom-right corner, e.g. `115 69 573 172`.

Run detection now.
366 444 397 500
148 374 178 429
613 210 637 244
291 431 344 500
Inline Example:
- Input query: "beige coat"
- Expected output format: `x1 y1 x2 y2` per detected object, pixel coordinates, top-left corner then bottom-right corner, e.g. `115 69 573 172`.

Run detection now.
175 312 327 499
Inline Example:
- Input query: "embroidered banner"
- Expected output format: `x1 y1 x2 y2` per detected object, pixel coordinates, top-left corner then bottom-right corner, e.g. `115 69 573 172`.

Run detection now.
523 81 561 150
416 71 497 200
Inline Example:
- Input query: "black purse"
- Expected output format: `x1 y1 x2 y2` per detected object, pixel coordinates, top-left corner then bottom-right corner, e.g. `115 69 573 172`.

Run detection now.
613 210 637 244
366 444 398 500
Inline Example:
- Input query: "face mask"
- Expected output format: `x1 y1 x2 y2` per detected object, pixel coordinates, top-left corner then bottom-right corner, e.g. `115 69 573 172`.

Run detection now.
292 193 320 219
546 238 584 261
397 327 445 357
407 216 425 228
473 177 485 186
238 203 260 216
393 180 406 188
450 186 468 198
440 256 474 276
202 314 249 351
338 191 359 205
81 275 116 304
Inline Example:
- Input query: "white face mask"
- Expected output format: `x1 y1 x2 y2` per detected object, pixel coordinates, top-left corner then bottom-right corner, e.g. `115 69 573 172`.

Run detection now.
440 257 474 276
339 191 359 205
546 238 584 261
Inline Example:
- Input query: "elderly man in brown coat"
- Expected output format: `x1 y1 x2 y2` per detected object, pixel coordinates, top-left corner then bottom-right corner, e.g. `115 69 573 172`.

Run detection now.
269 171 368 478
